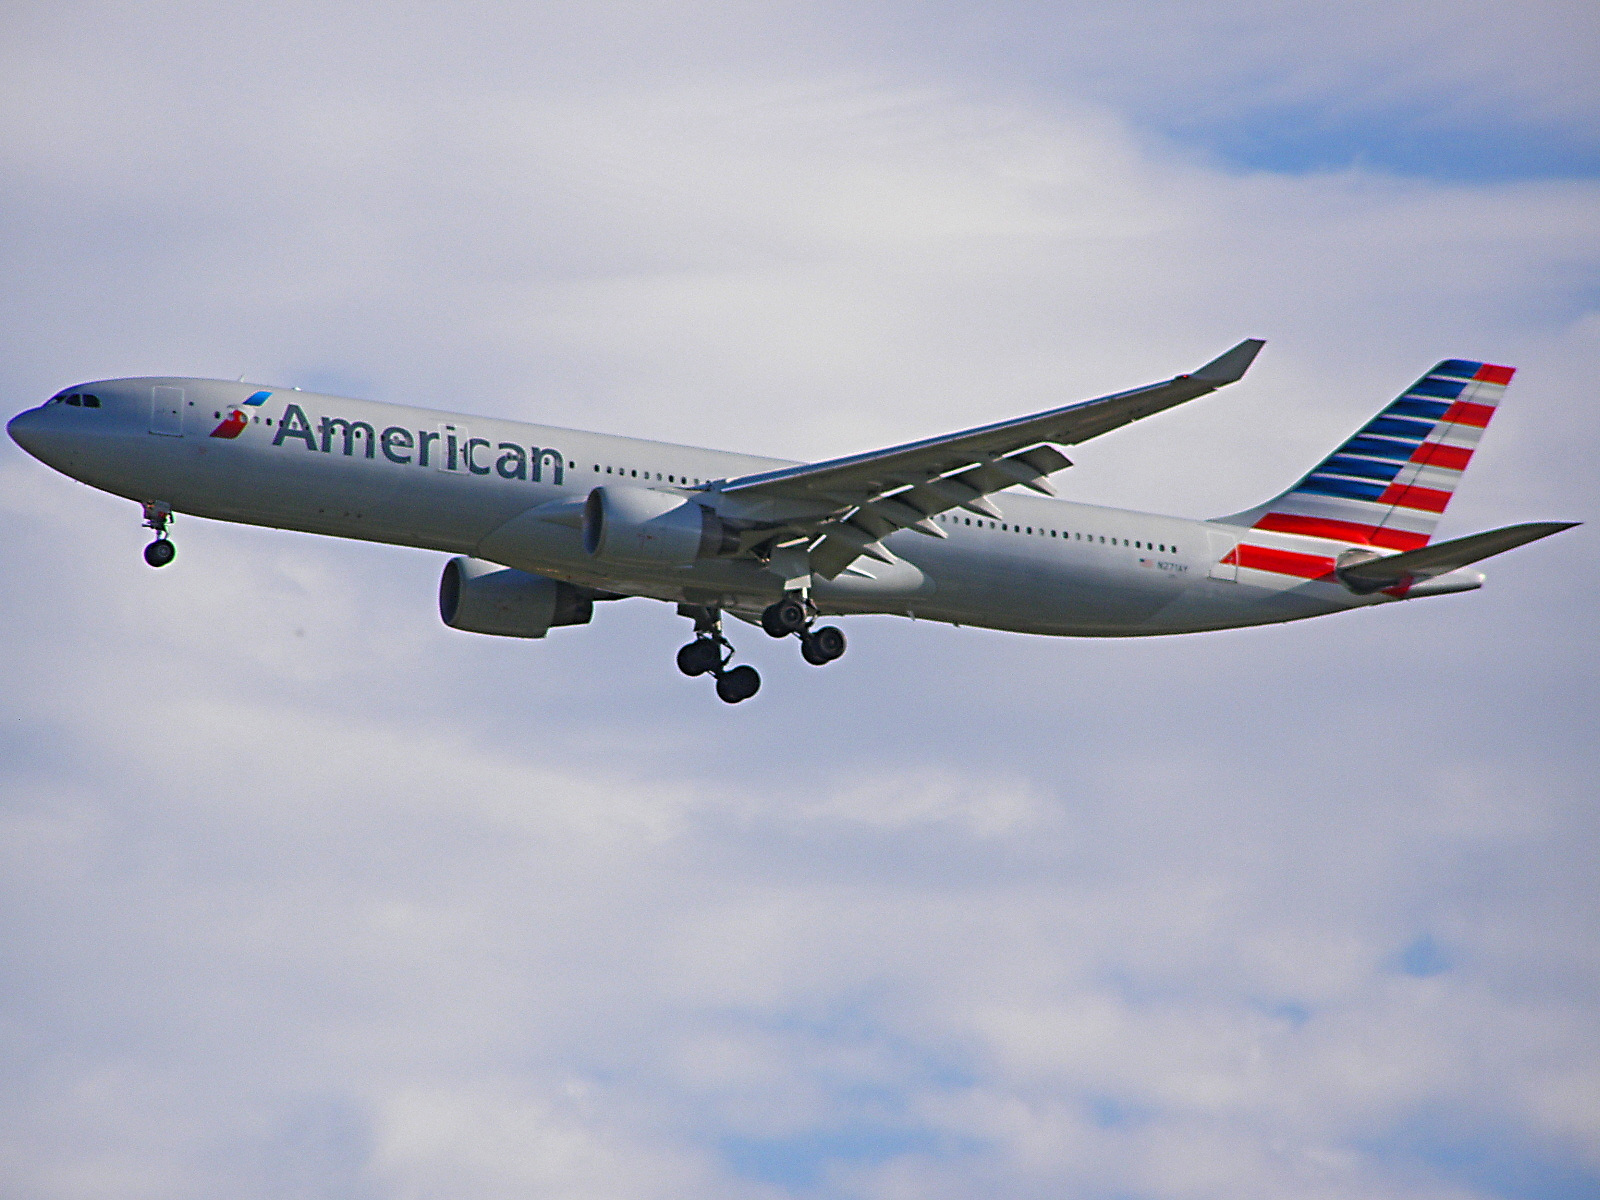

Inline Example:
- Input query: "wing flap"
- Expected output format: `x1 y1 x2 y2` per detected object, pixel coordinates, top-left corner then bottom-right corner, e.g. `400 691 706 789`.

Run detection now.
715 338 1264 579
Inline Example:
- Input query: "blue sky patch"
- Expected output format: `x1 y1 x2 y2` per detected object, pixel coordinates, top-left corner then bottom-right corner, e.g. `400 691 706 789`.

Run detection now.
1398 934 1453 978
1165 103 1600 183
721 1126 979 1189
1362 1110 1600 1200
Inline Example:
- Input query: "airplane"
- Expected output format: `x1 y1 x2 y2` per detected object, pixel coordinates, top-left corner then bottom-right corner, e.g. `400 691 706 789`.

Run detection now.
6 340 1576 703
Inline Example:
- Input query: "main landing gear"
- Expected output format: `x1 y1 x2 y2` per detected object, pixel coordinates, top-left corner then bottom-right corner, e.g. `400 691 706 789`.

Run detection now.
141 502 176 568
676 606 762 704
761 596 847 667
675 596 847 703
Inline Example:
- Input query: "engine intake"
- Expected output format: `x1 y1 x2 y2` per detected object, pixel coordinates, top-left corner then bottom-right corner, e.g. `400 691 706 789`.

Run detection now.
439 557 593 638
583 485 737 565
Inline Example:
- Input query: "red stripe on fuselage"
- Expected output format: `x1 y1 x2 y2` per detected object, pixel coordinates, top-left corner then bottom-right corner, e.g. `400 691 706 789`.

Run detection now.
1233 544 1337 579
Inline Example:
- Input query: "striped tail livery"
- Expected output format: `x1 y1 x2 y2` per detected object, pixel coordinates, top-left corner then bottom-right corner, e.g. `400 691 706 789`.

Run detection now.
1222 359 1514 550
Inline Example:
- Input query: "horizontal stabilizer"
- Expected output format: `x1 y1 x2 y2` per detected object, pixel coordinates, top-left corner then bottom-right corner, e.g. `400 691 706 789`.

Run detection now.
1191 338 1265 384
1337 521 1578 593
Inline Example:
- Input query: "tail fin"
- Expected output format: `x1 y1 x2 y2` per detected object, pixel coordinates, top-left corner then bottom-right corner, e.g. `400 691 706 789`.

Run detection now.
1218 359 1516 549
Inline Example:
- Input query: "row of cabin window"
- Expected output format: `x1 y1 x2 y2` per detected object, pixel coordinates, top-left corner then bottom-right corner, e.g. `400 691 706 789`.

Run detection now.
593 464 703 486
934 513 1176 553
54 393 101 407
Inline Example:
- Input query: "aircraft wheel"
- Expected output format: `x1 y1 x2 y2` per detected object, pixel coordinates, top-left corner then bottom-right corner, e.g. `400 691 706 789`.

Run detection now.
715 664 761 703
144 539 176 568
677 639 721 677
801 625 845 665
761 597 809 638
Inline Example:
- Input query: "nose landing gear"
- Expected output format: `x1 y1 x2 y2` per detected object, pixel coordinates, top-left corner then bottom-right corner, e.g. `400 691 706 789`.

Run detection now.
676 605 761 704
141 501 175 567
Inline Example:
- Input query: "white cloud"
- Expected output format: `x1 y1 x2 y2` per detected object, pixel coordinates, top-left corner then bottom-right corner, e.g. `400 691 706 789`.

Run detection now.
2 4 1598 1198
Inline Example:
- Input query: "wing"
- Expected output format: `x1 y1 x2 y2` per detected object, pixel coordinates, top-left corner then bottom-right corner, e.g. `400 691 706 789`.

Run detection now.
712 338 1264 580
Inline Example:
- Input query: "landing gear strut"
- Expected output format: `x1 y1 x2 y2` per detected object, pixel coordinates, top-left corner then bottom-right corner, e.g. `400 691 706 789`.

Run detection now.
762 595 847 667
676 605 761 704
141 502 175 568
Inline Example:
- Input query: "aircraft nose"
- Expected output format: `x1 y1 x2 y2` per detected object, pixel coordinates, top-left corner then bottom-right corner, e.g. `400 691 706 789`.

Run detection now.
7 406 47 457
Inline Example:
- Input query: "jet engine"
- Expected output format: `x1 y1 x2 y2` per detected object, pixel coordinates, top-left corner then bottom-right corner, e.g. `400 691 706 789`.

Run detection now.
582 485 737 566
438 557 593 638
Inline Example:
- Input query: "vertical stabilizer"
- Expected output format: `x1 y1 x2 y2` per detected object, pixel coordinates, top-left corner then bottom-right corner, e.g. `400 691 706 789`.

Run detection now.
1217 360 1515 549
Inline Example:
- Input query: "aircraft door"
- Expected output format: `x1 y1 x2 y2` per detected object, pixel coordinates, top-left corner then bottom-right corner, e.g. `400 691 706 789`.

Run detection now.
1206 526 1239 582
149 387 184 436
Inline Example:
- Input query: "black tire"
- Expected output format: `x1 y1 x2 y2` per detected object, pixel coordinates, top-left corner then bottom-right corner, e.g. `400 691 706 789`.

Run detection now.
715 664 761 703
811 625 846 661
676 639 720 677
761 597 808 637
144 539 176 568
800 636 830 666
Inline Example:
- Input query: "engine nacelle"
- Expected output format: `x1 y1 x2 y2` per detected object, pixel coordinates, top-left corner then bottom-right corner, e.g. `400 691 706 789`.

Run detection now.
582 485 736 566
438 557 593 638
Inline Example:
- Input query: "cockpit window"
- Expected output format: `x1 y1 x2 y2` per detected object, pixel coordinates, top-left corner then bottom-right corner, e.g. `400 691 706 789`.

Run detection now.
82 394 100 407
50 392 101 407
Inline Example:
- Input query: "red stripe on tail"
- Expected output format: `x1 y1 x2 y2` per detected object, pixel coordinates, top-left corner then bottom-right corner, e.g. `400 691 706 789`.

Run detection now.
1411 442 1472 471
1252 512 1428 550
1371 527 1430 551
1442 400 1495 428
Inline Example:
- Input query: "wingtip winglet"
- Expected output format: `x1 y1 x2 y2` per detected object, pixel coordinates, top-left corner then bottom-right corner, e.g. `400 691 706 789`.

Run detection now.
1191 338 1266 385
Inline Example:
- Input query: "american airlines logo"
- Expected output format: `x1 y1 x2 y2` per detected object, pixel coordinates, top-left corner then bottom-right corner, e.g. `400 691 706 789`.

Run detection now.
208 390 273 439
267 401 565 484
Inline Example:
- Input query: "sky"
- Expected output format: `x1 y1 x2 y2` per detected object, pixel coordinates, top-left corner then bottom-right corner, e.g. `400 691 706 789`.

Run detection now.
2 3 1598 1198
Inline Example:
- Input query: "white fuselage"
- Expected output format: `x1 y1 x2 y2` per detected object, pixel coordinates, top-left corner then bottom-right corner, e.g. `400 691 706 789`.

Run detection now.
8 377 1427 636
